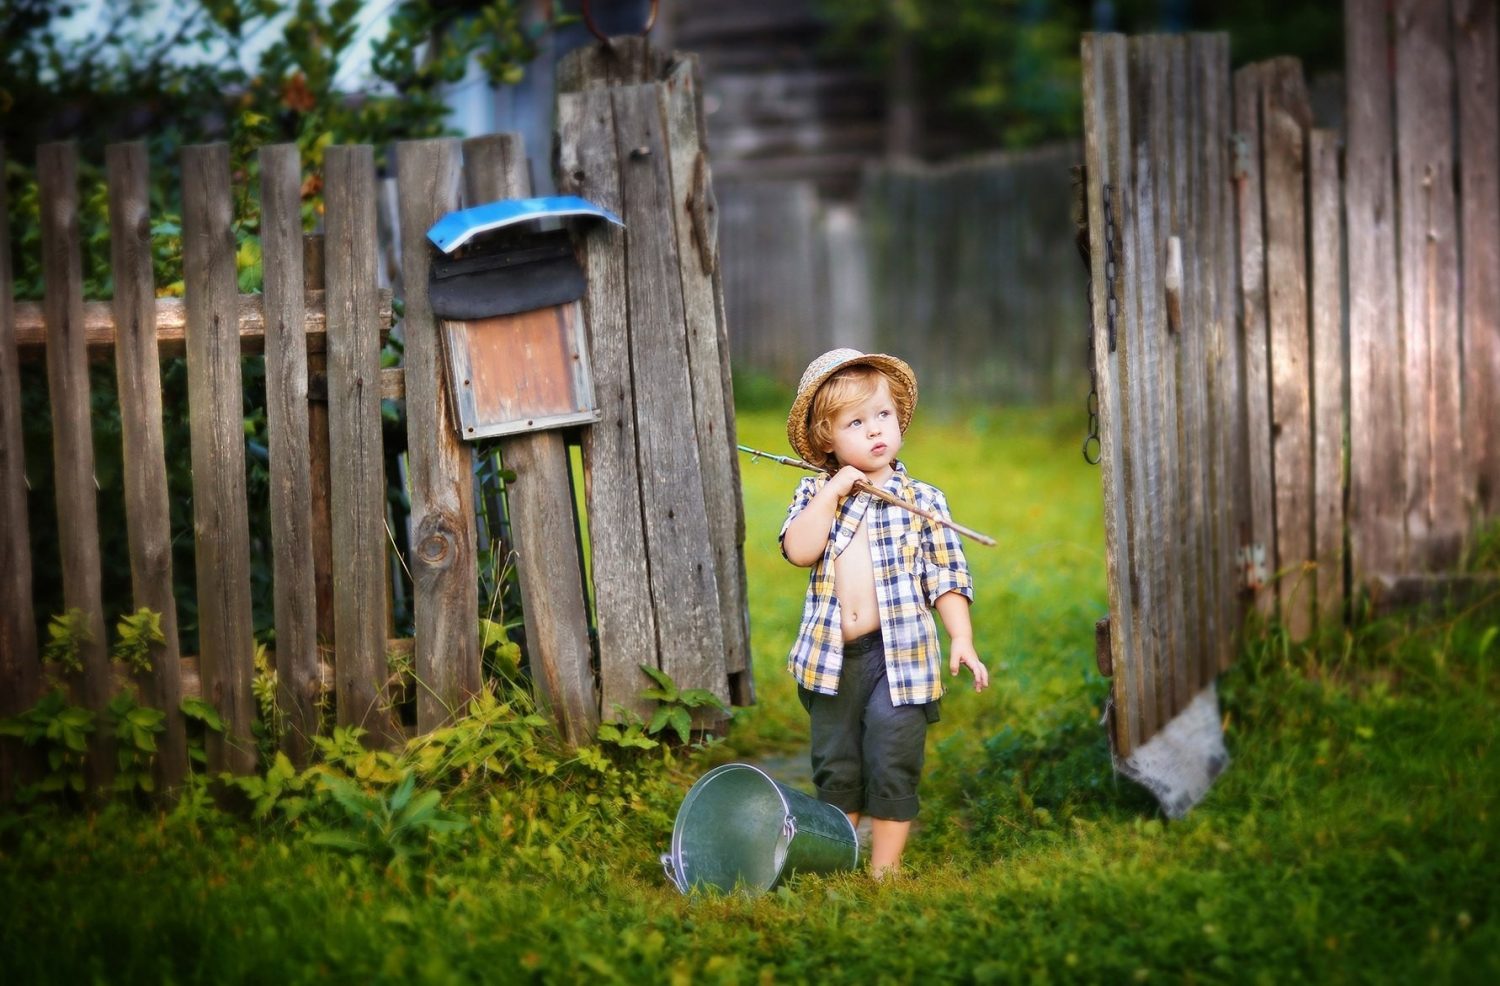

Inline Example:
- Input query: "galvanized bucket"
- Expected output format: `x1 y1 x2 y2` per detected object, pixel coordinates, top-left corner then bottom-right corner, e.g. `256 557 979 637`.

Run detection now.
661 762 859 895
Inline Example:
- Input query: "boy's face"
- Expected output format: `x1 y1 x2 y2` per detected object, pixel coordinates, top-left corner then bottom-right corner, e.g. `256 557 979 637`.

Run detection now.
823 376 903 480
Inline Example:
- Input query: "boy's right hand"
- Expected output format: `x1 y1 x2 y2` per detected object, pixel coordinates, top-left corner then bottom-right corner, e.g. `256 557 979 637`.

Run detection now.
826 465 867 499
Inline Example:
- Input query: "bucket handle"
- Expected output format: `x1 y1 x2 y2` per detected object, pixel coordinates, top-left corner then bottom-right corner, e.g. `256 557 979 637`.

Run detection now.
661 853 687 894
782 815 797 842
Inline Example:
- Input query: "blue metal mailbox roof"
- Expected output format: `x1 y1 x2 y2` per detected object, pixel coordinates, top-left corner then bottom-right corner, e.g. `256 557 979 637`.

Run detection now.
426 195 624 253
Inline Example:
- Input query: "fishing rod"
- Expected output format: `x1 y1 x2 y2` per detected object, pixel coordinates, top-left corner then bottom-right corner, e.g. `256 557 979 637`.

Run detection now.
737 444 997 547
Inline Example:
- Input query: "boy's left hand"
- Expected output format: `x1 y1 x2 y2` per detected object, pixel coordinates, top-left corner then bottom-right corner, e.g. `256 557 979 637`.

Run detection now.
949 640 989 692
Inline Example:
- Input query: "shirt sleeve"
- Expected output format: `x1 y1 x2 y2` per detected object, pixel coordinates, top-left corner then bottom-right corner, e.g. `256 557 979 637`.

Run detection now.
919 486 974 605
779 476 823 561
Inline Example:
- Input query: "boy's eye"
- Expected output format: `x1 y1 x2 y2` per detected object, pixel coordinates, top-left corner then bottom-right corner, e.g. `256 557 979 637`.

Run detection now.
846 418 861 428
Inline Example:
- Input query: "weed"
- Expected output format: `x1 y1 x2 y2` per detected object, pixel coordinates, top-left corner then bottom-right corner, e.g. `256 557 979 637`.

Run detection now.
41 608 91 675
637 664 732 745
0 689 94 797
111 607 165 675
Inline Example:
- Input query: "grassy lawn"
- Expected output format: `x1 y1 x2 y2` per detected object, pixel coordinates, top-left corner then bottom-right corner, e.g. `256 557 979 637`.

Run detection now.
1 403 1496 984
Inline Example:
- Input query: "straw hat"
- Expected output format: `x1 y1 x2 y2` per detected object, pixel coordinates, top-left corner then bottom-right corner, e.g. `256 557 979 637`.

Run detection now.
786 348 918 465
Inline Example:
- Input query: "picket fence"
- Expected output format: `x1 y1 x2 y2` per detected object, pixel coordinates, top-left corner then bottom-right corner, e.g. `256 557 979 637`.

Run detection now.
0 38 751 798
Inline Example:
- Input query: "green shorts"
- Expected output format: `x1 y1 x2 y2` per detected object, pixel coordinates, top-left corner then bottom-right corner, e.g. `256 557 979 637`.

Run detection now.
797 630 940 822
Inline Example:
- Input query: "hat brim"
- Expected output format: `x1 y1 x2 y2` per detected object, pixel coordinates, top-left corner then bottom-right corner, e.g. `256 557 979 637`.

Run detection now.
786 352 917 466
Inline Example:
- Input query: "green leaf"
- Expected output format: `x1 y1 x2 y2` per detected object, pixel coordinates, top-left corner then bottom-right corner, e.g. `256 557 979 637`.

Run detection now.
677 688 730 713
668 707 692 745
647 706 672 735
181 697 224 731
638 664 676 696
387 771 416 814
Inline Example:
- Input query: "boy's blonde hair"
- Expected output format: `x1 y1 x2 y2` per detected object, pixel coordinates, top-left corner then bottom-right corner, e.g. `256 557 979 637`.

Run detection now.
806 366 913 470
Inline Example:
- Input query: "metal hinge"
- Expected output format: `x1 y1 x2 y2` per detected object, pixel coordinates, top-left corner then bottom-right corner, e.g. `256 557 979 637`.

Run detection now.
1237 543 1267 591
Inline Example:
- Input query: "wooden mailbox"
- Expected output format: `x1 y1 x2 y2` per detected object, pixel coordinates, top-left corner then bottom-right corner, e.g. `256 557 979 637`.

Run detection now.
425 196 623 440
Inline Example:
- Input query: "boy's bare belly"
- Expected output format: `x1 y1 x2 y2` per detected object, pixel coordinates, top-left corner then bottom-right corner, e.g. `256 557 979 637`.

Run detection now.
834 516 881 641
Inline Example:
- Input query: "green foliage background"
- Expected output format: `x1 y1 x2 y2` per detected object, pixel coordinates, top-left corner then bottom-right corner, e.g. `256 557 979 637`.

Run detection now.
815 0 1344 151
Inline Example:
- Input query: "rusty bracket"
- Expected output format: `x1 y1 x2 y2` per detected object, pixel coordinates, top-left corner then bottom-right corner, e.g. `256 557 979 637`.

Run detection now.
1237 542 1268 592
1230 132 1252 181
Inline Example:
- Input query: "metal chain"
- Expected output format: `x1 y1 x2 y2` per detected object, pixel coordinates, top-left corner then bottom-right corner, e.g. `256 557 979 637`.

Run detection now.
1083 184 1117 465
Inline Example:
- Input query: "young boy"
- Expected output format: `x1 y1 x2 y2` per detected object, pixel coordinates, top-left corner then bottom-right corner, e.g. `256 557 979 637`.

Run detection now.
780 348 988 877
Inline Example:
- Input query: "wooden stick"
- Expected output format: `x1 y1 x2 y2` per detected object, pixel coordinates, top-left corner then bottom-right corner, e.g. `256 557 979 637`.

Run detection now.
737 445 997 546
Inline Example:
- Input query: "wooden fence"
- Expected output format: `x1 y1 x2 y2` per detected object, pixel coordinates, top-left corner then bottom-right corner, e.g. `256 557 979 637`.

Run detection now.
1083 9 1500 757
719 144 1086 405
0 37 751 796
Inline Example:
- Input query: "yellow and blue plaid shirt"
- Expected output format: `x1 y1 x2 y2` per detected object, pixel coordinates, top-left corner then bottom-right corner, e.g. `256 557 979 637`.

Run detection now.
779 461 973 706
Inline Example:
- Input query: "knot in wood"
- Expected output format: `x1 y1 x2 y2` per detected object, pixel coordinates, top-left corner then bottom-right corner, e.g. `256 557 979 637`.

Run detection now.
419 532 451 564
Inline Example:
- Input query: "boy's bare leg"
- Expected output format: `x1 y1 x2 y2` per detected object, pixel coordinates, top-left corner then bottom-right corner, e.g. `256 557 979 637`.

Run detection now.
869 818 911 877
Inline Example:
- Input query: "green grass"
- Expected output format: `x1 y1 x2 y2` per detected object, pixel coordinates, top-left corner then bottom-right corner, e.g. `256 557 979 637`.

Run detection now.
2 405 1497 984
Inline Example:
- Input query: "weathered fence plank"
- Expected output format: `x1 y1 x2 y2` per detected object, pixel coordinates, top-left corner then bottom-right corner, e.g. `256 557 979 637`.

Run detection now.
323 145 398 747
558 88 660 724
1345 0 1407 584
181 143 257 773
302 235 338 688
39 142 113 791
258 144 321 763
1124 37 1161 741
106 142 188 791
396 138 481 734
1208 34 1242 674
463 133 598 745
1309 129 1346 627
661 60 752 693
0 142 40 799
1193 34 1236 680
691 52 758 707
1395 0 1465 570
1083 32 1140 755
1454 0 1500 519
1233 66 1277 619
1262 59 1315 639
1166 35 1202 705
611 82 731 712
1128 36 1170 729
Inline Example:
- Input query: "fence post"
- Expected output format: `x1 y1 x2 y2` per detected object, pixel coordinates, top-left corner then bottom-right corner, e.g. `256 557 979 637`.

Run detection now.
1395 0 1465 570
0 142 41 799
260 145 322 764
324 145 400 749
1233 65 1278 619
1081 33 1140 755
302 235 338 698
1309 129 1347 627
1455 0 1500 520
1345 0 1407 584
182 143 258 774
38 142 115 790
660 59 752 711
1262 59 1315 640
106 141 189 792
556 89 659 725
395 137 482 733
461 134 599 746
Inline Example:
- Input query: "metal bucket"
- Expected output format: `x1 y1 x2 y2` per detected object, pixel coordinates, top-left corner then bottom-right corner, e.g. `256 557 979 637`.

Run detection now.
661 762 859 895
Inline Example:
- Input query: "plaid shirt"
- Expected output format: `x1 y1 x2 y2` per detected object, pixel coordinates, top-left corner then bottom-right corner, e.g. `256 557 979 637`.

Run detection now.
779 461 973 706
